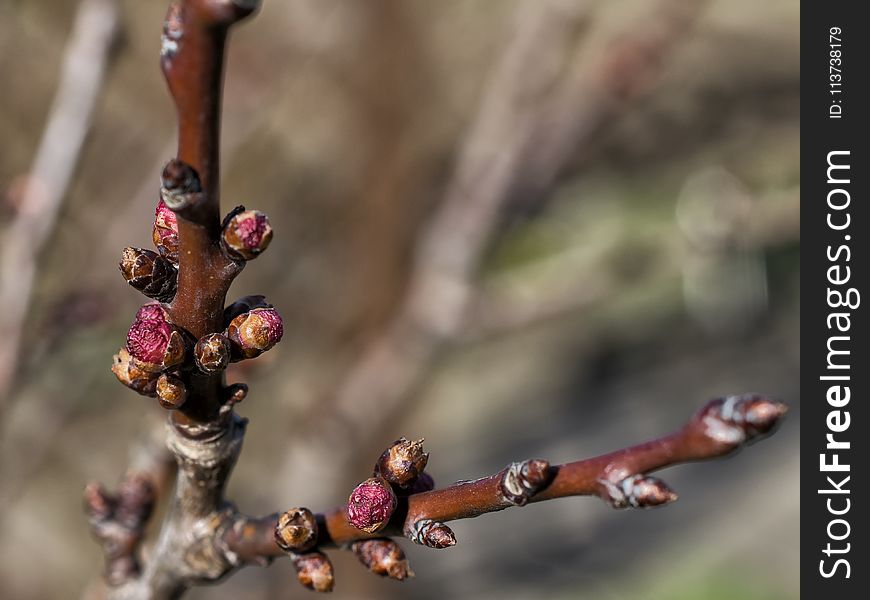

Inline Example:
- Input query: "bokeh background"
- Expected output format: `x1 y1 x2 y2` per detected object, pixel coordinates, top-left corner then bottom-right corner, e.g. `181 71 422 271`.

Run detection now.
0 0 799 598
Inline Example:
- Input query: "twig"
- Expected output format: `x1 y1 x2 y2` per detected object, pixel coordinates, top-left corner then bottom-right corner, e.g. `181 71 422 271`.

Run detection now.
223 395 787 560
0 0 121 405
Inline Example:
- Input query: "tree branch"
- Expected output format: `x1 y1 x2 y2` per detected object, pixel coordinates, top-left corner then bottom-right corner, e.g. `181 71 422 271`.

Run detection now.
159 0 257 426
223 394 786 562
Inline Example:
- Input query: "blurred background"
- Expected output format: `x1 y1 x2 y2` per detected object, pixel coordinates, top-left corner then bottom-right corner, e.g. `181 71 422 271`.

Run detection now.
0 0 799 598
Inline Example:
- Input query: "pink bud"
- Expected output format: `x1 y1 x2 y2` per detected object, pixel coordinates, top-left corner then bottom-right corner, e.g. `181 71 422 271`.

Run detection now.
125 304 185 369
221 209 273 260
225 307 283 359
347 477 397 533
152 201 179 261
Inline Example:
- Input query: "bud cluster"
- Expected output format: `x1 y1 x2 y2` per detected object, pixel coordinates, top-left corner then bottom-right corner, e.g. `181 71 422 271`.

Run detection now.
112 158 284 411
346 437 435 535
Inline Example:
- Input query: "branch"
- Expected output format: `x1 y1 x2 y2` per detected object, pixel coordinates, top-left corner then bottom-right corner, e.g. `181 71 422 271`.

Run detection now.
94 3 271 598
223 395 787 568
158 0 258 426
85 473 156 586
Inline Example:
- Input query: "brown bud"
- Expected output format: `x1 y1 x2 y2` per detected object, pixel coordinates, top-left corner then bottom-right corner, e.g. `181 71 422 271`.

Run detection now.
125 303 186 371
160 159 201 210
274 508 318 553
500 459 551 506
375 438 429 489
600 474 678 509
119 247 177 302
194 333 231 374
112 348 159 396
292 552 334 593
152 201 179 262
156 373 187 409
351 539 414 581
223 295 271 327
347 477 397 533
221 208 273 260
409 519 455 549
225 307 283 359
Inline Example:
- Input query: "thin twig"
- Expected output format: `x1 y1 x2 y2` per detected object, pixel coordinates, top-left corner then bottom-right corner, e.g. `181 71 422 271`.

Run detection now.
224 394 787 561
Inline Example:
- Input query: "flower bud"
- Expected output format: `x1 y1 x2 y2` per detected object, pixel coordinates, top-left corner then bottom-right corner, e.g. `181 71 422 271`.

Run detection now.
119 247 177 302
223 295 271 327
221 209 273 260
112 348 159 396
375 438 428 489
194 333 231 374
125 303 186 370
156 373 187 409
351 539 414 581
274 507 318 553
152 200 179 262
292 552 334 593
347 477 397 533
225 307 283 359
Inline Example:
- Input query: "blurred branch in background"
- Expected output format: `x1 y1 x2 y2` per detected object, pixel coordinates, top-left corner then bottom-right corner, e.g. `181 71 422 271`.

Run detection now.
463 181 799 342
278 0 710 500
0 0 121 407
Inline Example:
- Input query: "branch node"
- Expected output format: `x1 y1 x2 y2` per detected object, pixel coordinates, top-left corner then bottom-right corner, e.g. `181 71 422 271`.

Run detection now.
500 459 552 506
160 158 202 210
84 472 156 587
